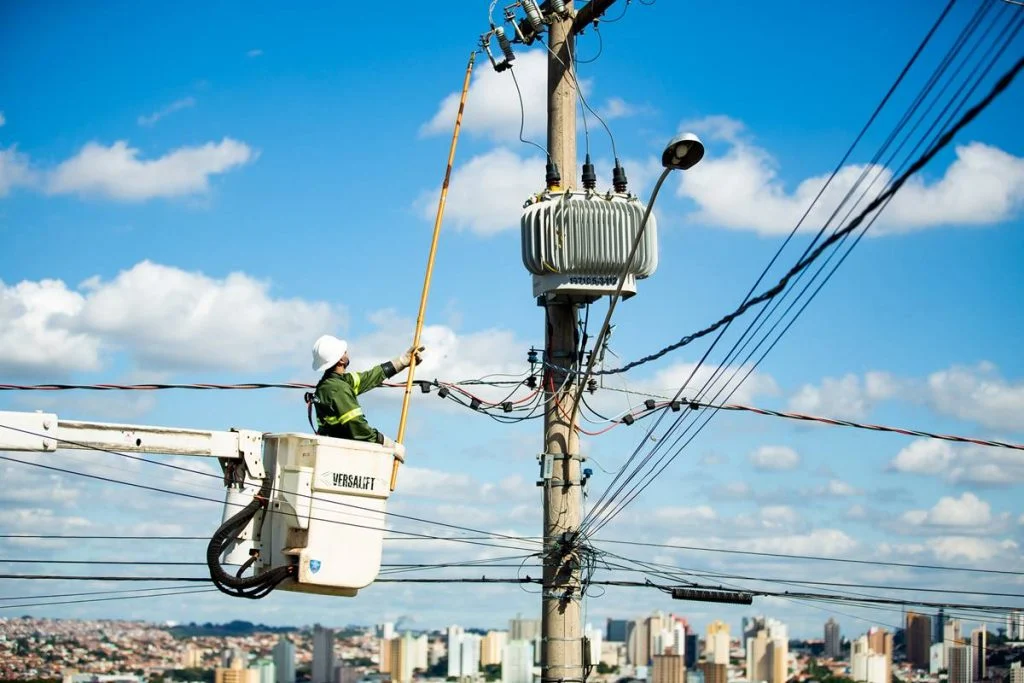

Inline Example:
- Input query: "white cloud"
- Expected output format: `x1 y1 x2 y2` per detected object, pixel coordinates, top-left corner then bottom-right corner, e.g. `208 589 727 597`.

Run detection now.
676 115 1024 235
788 371 901 419
137 97 196 126
420 50 556 142
653 505 717 523
888 438 1024 485
759 505 799 525
823 479 861 496
926 363 1024 433
929 536 1018 563
0 278 101 376
415 147 544 236
47 138 254 201
347 309 528 404
889 440 956 474
845 503 868 520
901 492 992 528
75 261 342 371
0 145 37 196
600 97 646 120
749 445 800 471
0 111 5 126
0 261 343 375
247 49 263 58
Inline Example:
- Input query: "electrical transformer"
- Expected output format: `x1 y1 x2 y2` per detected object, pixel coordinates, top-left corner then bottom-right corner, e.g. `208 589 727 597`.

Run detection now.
521 190 658 301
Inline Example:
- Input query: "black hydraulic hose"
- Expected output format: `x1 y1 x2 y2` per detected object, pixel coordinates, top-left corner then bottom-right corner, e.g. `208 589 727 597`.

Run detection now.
206 477 294 598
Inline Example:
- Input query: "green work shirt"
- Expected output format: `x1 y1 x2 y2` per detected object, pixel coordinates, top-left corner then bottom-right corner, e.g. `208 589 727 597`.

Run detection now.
313 363 396 443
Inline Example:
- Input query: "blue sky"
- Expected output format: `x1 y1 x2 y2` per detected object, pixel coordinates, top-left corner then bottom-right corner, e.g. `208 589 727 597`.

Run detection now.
1 0 1022 640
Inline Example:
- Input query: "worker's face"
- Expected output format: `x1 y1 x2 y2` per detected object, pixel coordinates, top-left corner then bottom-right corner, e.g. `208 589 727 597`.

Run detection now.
338 352 350 370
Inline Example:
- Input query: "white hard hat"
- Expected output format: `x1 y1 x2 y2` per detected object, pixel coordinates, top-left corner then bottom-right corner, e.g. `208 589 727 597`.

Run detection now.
312 335 348 373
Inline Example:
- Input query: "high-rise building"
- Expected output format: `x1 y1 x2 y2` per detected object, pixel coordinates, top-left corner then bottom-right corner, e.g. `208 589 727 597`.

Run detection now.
700 662 727 683
390 637 411 683
585 623 603 669
825 619 841 660
313 625 335 683
867 628 893 683
706 621 730 666
906 612 932 671
935 609 946 646
948 645 973 683
253 659 275 683
414 634 429 672
930 644 944 675
215 669 260 683
745 619 787 683
273 636 296 683
684 634 698 669
652 655 686 683
1009 661 1023 683
971 627 987 681
482 631 508 667
377 623 395 641
460 634 482 678
629 619 651 667
944 619 964 669
648 612 666 662
1007 612 1024 641
334 664 357 683
502 640 534 683
607 619 630 643
850 631 891 683
851 636 869 683
182 643 204 668
447 626 465 679
510 616 541 642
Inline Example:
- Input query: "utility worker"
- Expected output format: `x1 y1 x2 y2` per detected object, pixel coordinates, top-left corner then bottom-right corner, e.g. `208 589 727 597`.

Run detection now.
308 335 425 451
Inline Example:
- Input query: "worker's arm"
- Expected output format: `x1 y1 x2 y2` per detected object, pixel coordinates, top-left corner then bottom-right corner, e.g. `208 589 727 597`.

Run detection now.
350 346 426 396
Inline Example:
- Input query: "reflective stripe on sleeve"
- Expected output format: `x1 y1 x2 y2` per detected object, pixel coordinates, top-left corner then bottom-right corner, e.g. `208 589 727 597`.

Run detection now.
322 407 364 425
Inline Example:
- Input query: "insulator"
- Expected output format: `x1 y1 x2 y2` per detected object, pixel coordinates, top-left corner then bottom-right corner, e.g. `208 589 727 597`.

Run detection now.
644 399 656 411
527 375 538 389
670 400 681 412
545 157 561 189
502 401 513 413
621 413 635 426
419 381 432 394
582 154 597 190
438 385 450 399
495 27 515 63
550 0 567 16
470 398 482 411
612 159 628 193
523 0 544 31
528 348 539 364
587 378 597 394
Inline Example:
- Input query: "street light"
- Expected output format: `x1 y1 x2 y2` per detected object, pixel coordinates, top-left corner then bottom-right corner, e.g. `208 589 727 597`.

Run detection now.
567 132 706 424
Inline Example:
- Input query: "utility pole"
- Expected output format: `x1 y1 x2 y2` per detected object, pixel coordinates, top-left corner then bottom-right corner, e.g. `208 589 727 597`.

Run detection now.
542 2 581 683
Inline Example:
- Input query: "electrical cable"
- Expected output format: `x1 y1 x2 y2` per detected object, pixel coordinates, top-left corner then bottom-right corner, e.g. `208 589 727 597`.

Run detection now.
0 587 219 611
509 66 549 157
0 421 544 552
582 49 1024 536
0 453 542 556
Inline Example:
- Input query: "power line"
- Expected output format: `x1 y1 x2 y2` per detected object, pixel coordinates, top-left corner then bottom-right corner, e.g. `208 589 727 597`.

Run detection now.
595 538 1024 577
0 583 208 602
0 422 543 553
0 453 541 555
581 47 1024 535
593 58 1024 378
0 587 218 611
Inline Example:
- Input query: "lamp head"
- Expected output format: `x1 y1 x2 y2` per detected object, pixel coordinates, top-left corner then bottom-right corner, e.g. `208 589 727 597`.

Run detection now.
662 133 705 171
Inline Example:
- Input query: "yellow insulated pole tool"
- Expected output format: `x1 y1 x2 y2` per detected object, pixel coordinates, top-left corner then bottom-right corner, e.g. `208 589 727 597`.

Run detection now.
391 51 476 491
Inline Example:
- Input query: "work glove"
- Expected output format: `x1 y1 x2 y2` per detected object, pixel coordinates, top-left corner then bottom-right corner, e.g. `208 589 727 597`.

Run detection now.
394 345 426 372
382 435 406 463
